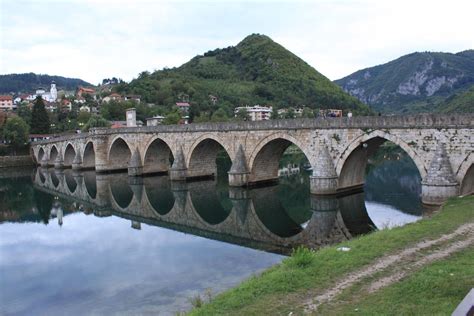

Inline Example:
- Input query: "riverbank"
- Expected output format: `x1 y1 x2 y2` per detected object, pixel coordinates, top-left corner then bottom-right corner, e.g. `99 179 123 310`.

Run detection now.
190 195 474 315
0 155 33 168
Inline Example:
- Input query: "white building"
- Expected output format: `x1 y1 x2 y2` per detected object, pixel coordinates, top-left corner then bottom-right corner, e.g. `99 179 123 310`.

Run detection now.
234 105 272 121
31 82 58 102
146 115 165 126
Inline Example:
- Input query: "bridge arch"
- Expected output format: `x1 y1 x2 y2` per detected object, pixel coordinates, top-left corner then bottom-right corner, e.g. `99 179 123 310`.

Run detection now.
187 135 232 179
458 152 474 195
336 130 425 191
49 145 59 165
83 141 95 169
64 143 76 167
248 133 312 184
108 137 131 171
143 137 174 175
37 147 45 163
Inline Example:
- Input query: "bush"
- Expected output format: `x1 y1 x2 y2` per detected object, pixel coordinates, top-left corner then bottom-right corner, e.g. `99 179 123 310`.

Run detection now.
285 246 315 268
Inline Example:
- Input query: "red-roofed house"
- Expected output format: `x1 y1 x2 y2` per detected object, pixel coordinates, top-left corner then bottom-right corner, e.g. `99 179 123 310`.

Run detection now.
176 102 190 113
76 86 96 97
0 95 15 112
102 93 122 103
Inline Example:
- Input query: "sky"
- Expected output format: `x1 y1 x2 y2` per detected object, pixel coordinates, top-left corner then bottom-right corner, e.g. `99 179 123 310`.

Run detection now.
1 0 473 85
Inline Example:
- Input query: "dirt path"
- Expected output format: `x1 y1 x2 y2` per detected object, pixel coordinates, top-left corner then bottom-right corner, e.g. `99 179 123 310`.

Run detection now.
303 222 474 313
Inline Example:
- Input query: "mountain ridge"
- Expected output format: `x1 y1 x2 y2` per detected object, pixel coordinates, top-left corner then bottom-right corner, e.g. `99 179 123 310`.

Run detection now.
116 34 372 118
0 73 94 94
335 50 474 113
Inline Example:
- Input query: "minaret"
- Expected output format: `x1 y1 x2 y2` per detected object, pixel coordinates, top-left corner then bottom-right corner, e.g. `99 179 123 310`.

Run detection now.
50 81 57 101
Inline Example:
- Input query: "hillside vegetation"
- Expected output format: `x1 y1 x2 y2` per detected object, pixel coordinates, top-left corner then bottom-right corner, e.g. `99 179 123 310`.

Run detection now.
0 73 93 93
335 50 474 113
437 85 474 113
116 34 372 119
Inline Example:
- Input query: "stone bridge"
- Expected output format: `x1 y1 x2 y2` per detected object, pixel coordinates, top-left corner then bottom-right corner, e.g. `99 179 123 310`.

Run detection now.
31 114 474 204
33 168 376 255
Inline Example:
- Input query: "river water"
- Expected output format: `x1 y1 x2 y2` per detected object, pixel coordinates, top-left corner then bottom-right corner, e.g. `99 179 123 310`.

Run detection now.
0 154 423 315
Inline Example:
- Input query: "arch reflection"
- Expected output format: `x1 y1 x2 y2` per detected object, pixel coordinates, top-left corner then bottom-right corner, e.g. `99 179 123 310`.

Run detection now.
109 174 133 209
144 176 174 215
29 168 421 256
64 170 77 193
188 180 232 225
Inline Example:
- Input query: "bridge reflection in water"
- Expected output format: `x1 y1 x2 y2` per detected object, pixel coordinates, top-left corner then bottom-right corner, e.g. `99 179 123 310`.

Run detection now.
34 168 380 255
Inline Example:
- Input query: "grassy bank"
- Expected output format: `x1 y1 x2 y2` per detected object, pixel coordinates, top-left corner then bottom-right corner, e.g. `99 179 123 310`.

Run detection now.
190 195 474 315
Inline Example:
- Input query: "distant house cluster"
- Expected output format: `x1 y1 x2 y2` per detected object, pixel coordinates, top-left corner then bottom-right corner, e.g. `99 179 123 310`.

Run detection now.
0 82 143 115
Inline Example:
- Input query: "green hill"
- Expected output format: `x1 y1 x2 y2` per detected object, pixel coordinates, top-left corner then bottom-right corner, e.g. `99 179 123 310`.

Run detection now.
437 85 474 113
335 50 474 113
0 73 93 94
116 34 371 118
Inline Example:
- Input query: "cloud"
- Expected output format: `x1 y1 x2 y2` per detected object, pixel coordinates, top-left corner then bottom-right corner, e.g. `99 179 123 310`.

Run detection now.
1 0 473 83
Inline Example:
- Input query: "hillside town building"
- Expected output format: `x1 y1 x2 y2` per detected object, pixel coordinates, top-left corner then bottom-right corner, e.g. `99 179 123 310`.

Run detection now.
234 105 273 121
0 95 15 111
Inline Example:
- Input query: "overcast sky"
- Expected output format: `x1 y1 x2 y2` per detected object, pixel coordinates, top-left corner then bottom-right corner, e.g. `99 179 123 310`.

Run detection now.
1 0 473 85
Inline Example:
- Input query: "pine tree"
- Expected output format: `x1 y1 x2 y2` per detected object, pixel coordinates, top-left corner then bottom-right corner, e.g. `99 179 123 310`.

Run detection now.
30 96 50 134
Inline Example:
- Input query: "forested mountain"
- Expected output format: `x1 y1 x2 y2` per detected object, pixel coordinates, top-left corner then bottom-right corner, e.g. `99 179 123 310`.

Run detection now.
0 73 93 93
437 85 474 113
335 50 474 113
116 34 372 118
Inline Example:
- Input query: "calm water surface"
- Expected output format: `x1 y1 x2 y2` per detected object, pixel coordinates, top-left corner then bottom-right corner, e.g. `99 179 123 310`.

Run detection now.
0 155 423 315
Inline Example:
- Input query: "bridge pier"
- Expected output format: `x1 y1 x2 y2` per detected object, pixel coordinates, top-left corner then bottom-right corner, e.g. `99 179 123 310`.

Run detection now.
72 151 83 170
228 145 250 187
128 148 143 177
421 143 459 205
169 147 187 181
310 146 338 195
54 155 64 169
40 155 49 168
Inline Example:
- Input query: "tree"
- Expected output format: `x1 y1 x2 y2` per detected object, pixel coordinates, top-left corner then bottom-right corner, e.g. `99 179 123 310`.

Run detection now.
283 108 295 119
234 108 250 121
211 108 229 122
82 115 110 131
163 108 181 125
301 107 314 118
17 103 32 124
3 117 29 153
30 96 50 134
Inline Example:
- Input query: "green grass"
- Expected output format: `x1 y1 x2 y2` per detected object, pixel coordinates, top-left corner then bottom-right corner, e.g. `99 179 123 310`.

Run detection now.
319 245 474 315
189 196 474 315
